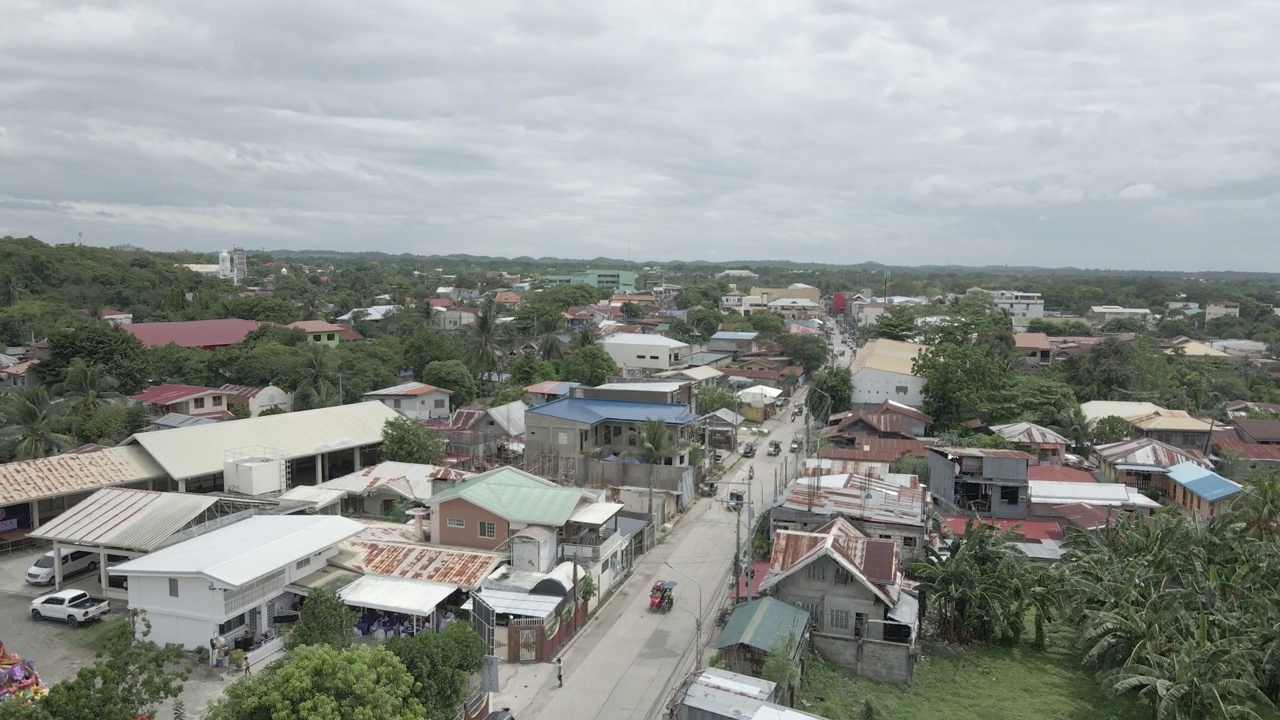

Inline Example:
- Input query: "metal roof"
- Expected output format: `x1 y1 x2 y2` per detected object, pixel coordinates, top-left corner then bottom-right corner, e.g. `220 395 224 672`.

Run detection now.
600 333 690 348
123 318 264 348
779 473 927 527
287 565 362 595
526 397 697 426
933 447 1037 461
111 515 365 589
362 381 451 397
429 466 586 526
851 339 929 377
126 401 399 480
1165 462 1244 502
1234 419 1280 443
681 669 777 720
990 422 1069 447
761 518 900 607
131 384 222 404
0 446 166 505
1096 437 1208 469
593 382 687 393
335 537 502 590
1028 480 1131 507
1079 401 1162 424
710 331 759 341
568 502 624 526
484 401 527 437
716 597 810 654
320 461 470 501
277 485 346 510
467 589 562 619
655 365 724 382
1127 410 1212 432
523 380 582 396
29 488 218 551
338 574 457 617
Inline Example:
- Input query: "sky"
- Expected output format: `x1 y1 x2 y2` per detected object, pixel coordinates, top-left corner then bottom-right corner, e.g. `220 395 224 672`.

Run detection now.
2 1 1279 271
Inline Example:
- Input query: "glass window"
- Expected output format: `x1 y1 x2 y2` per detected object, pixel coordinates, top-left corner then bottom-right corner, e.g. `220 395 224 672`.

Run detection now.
213 396 223 406
434 399 445 408
393 399 402 409
219 614 246 635
447 518 465 528
479 521 496 539
194 398 206 409
168 578 179 597
830 609 850 630
327 333 336 341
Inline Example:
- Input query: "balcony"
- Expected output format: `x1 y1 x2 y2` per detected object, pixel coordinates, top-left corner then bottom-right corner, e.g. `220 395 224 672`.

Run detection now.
559 526 619 563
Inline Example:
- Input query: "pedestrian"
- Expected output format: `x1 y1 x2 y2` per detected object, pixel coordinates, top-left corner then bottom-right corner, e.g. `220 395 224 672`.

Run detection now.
556 658 563 687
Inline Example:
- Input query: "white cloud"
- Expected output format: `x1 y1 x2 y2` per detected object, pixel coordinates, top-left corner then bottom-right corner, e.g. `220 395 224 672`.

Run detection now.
1 0 1278 269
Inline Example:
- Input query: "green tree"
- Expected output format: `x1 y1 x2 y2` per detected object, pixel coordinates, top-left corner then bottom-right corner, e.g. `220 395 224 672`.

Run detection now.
462 298 502 380
626 418 678 521
748 311 785 335
404 331 466 377
383 621 486 720
1027 318 1094 337
561 345 618 386
0 386 74 459
286 588 358 651
807 367 852 418
380 417 447 465
914 343 1003 430
867 305 918 341
43 323 149 393
620 302 647 320
697 385 736 414
674 284 723 310
537 283 601 310
509 353 558 386
80 404 149 444
293 343 338 409
206 644 425 720
778 334 829 374
1092 415 1134 444
34 611 189 720
145 343 213 386
53 358 123 439
760 634 800 707
420 360 481 406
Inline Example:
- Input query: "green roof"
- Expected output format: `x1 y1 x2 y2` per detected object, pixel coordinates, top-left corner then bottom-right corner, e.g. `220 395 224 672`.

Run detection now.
716 597 809 654
429 466 584 526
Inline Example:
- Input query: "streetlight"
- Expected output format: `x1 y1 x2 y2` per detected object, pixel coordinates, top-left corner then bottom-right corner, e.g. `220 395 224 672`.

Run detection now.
664 561 705 668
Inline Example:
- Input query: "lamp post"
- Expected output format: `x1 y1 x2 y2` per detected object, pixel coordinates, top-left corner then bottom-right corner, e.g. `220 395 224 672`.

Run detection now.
664 561 705 668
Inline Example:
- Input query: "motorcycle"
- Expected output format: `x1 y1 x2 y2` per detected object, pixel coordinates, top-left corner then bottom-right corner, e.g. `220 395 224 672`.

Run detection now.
748 466 755 481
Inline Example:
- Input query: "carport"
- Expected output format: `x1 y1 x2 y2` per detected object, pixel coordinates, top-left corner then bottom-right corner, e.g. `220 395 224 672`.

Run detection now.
28 488 223 593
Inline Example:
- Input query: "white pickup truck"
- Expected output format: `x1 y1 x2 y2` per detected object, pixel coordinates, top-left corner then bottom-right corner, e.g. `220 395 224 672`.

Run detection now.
30 589 111 627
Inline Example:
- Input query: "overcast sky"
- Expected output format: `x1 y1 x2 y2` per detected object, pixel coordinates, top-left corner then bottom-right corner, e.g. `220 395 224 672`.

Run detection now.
2 1 1279 271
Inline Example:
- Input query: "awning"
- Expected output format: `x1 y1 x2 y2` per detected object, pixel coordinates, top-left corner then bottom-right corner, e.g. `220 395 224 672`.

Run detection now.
887 591 919 628
286 565 362 596
569 502 624 526
338 574 457 617
461 589 562 619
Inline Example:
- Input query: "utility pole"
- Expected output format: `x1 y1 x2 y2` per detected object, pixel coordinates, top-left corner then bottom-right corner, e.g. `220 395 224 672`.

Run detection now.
734 504 743 603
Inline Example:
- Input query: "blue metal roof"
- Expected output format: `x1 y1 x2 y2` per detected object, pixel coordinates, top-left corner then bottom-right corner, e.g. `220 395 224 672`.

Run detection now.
710 331 758 341
527 397 698 426
1165 461 1243 502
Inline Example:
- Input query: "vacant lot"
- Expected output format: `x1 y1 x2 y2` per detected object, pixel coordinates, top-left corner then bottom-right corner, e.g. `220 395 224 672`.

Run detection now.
797 626 1149 720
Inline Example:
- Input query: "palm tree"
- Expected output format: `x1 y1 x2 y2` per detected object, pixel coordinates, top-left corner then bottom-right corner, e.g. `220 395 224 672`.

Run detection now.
463 298 502 381
1052 402 1093 456
0 386 75 459
571 327 600 350
536 316 567 363
54 358 122 438
1230 471 1280 541
294 343 337 407
625 418 678 522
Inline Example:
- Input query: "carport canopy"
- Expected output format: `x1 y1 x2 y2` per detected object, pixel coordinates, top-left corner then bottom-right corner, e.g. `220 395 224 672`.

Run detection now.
337 574 458 617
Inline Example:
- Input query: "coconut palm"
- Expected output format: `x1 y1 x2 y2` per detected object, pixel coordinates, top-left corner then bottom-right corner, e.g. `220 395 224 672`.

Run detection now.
294 343 337 407
571 327 600 350
54 358 122 437
1052 401 1093 456
536 316 567 363
463 298 502 381
0 386 75 459
625 418 679 522
1230 471 1280 541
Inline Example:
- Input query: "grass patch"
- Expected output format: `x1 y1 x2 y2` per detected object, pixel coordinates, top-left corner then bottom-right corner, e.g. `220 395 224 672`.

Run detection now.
69 615 125 654
797 624 1149 720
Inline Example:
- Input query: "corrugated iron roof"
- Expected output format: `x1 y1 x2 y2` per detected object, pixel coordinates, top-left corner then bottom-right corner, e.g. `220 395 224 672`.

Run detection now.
363 381 451 397
29 488 218 551
990 422 1069 447
934 447 1037 460
940 515 1063 542
0 446 166 505
428 466 586 526
1165 462 1244 502
321 461 470 501
1235 419 1280 443
715 597 809 654
780 474 927 527
336 537 502 590
277 485 346 510
1213 431 1280 461
1096 437 1208 469
123 318 264 348
761 517 900 607
851 338 929 377
126 401 399 480
817 438 934 463
338 574 457 616
130 384 222 405
1027 465 1097 483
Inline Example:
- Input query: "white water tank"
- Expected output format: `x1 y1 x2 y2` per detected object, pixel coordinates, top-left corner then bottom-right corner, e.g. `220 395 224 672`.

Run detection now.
223 456 284 495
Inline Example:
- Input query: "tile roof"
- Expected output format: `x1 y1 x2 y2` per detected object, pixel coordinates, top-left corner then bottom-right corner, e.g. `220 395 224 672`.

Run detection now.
363 381 451 397
1165 462 1244 502
1234 419 1280 443
0 446 166 505
715 597 810 654
123 318 265 348
130 383 223 405
428 466 587 526
527 397 698 426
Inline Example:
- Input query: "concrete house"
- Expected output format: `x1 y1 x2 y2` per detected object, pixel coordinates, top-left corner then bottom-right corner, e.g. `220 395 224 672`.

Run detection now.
218 384 293 417
1086 305 1153 327
362 381 453 421
287 320 348 347
130 384 233 420
965 288 1045 327
707 331 759 356
1013 332 1053 366
1161 462 1243 519
600 333 691 372
760 517 918 684
1205 301 1241 322
849 339 929 410
524 397 700 466
578 381 695 409
927 447 1036 519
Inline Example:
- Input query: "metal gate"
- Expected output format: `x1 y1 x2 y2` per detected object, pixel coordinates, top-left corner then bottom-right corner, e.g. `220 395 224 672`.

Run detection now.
471 595 496 655
519 628 538 662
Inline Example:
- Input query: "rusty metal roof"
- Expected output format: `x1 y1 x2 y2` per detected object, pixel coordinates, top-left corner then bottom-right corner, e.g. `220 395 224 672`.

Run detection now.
0 446 166 505
30 488 218 551
990 422 1069 447
817 438 934 463
780 474 927 527
761 517 900 608
1096 437 1208 469
335 537 502 590
934 447 1038 460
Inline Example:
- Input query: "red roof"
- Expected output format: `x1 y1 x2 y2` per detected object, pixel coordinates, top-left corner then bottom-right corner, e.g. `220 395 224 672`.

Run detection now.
1214 431 1280 461
940 515 1064 542
1013 332 1052 352
428 298 454 308
98 308 129 318
493 292 522 304
123 319 265 349
1027 465 1097 483
131 383 222 404
338 326 365 341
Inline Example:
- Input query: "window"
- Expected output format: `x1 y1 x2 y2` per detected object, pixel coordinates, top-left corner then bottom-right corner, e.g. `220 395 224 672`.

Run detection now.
637 355 646 360
649 355 659 360
878 534 892 539
393 399 402 409
613 426 621 437
902 536 917 547
830 609 850 630
479 521 496 539
194 397 206 409
218 614 246 635
168 578 179 597
295 557 310 571
447 518 465 529
895 385 908 395
434 399 445 409
805 563 827 581
1000 486 1020 505
326 333 336 341
213 396 223 406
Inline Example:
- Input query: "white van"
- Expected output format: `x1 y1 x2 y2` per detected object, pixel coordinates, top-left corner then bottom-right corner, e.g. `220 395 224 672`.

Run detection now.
25 549 98 586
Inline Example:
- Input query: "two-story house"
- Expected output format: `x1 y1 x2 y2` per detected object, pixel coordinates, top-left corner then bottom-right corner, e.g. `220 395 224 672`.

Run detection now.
926 447 1036 519
599 333 691 372
362 381 453 421
110 515 365 659
524 397 700 466
576 381 695 410
760 517 918 684
130 384 234 420
707 331 760 356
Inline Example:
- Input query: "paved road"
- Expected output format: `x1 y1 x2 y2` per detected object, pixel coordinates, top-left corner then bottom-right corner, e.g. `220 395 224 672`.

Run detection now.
496 398 813 720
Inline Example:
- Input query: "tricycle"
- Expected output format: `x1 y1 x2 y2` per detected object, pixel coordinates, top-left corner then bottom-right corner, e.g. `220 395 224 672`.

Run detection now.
649 581 676 613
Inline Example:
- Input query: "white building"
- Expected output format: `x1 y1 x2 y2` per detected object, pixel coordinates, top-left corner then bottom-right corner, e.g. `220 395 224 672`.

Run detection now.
850 339 930 409
110 516 365 656
362 382 453 420
966 288 1044 328
600 333 691 372
1086 305 1153 327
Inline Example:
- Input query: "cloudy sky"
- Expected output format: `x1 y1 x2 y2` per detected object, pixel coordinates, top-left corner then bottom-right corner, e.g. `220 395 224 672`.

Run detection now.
2 1 1279 270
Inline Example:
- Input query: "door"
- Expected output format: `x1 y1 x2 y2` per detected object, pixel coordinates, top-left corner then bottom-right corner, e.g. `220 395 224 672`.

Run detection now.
519 628 537 663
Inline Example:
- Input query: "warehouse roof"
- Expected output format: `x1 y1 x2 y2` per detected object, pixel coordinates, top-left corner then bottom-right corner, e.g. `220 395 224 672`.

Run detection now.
850 339 929 377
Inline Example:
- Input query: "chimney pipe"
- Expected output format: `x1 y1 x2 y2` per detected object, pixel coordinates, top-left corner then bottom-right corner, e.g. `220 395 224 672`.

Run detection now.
407 507 427 543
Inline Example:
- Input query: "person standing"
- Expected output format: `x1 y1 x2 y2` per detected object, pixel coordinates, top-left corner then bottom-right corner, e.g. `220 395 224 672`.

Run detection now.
556 658 563 688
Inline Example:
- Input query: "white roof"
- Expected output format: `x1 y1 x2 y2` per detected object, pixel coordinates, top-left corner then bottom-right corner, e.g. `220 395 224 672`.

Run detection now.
705 408 746 426
338 574 456 617
126 402 399 480
111 515 365 589
321 462 469 501
1126 487 1162 509
656 366 724 382
277 485 346 510
568 502 625 526
485 400 527 437
738 385 783 398
335 304 403 322
29 488 218 552
601 333 690 348
594 382 687 393
469 589 562 619
1028 480 1130 506
767 298 820 308
1079 401 1162 424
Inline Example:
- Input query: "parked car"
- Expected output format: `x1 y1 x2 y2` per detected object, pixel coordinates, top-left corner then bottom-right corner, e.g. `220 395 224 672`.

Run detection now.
26 549 98 586
742 442 756 458
30 590 111 627
790 438 801 453
106 554 129 589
